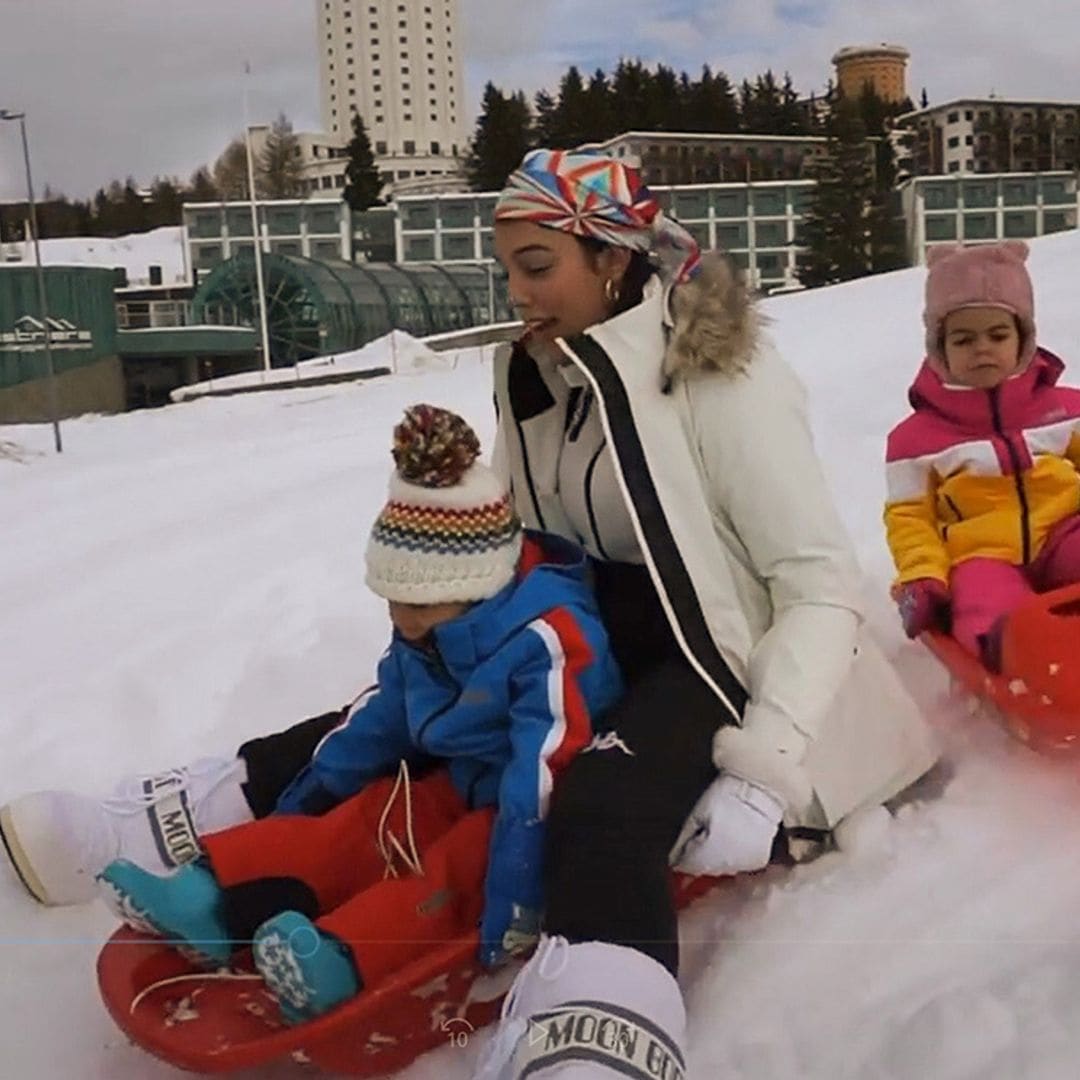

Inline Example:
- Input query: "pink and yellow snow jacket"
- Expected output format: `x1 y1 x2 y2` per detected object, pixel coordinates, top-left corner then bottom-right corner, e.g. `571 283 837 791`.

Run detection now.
884 349 1080 586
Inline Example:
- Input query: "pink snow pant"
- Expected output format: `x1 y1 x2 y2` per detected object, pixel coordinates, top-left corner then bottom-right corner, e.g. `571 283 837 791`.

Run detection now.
950 513 1080 658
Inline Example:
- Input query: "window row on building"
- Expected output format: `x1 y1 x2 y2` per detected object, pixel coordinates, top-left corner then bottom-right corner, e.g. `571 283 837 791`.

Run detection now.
900 172 1079 263
391 182 818 290
182 171 1080 295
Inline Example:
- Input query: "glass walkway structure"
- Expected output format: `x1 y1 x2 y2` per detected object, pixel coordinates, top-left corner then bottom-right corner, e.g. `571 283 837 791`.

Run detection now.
192 253 510 366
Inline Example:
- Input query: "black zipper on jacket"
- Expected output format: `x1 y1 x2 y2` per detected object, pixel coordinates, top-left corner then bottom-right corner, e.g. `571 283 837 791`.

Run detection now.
989 386 1031 564
412 642 462 752
513 413 546 531
568 389 594 442
584 439 612 560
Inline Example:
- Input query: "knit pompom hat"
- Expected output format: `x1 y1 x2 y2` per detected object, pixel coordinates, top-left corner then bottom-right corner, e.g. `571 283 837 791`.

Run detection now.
365 404 522 604
923 240 1036 367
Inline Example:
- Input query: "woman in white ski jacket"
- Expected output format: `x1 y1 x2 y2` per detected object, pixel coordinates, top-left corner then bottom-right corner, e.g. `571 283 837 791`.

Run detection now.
473 148 938 1080
1 148 938 1080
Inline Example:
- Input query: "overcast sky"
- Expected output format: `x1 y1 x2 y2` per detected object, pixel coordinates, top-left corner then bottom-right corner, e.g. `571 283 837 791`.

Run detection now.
2 0 1080 201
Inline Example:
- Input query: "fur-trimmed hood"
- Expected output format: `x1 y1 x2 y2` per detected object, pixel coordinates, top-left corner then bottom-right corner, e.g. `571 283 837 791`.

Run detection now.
663 251 761 381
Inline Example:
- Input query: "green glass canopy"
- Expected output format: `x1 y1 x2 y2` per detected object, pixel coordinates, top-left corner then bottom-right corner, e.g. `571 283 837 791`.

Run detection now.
192 253 509 367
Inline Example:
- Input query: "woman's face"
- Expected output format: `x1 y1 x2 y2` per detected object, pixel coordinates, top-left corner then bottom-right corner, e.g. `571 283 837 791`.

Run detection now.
493 220 630 345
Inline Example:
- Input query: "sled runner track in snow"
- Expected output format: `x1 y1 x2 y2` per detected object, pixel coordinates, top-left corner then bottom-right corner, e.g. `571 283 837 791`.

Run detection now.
97 873 722 1075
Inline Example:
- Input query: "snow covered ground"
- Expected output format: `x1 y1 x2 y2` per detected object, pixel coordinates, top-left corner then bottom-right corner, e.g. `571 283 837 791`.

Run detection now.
4 231 1080 1078
169 329 481 401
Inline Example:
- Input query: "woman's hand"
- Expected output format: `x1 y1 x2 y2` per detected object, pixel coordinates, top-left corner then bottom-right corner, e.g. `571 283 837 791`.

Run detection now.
670 774 784 876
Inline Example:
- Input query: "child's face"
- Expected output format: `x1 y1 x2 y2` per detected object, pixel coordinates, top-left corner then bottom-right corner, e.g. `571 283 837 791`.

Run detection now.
941 306 1022 389
388 600 471 644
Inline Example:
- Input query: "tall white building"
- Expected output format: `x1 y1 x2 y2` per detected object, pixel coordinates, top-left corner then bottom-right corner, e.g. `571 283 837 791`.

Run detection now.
316 0 467 189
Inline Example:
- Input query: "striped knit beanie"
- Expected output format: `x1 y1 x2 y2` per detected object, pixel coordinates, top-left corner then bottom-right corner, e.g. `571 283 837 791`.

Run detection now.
365 404 522 604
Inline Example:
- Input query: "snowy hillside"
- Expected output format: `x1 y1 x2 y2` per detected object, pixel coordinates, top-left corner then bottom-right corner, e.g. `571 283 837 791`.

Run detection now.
4 230 1080 1079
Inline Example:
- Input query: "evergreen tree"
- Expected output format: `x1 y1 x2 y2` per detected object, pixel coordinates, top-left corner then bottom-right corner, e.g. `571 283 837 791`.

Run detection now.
343 112 382 210
683 66 739 133
533 89 557 146
260 113 303 198
550 67 591 146
652 65 683 130
796 99 876 287
34 192 91 238
867 165 908 273
778 73 809 135
612 61 650 132
859 85 911 272
465 83 533 190
121 179 147 232
148 177 183 228
90 180 123 235
186 166 219 202
742 71 784 133
584 69 616 142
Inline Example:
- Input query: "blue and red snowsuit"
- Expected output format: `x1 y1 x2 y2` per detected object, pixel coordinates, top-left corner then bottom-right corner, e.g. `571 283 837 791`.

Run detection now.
200 531 623 977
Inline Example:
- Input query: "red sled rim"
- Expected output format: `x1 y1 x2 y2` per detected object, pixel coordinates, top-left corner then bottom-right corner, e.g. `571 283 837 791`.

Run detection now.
97 871 723 1075
923 628 1080 754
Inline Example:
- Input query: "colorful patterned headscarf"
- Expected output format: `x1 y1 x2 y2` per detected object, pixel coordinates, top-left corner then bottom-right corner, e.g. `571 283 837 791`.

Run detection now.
494 149 702 284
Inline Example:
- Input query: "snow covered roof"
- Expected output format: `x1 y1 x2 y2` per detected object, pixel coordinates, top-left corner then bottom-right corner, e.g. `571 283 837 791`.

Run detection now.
0 225 188 286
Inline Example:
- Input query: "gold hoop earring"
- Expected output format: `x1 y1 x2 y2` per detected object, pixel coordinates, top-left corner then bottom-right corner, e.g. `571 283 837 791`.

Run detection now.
604 278 621 304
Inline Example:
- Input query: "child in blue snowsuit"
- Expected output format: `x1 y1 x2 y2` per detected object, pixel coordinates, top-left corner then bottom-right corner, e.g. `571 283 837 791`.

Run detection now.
99 405 622 1024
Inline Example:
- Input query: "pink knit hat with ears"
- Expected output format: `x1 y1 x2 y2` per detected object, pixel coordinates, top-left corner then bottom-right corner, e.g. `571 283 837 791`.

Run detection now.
923 240 1036 366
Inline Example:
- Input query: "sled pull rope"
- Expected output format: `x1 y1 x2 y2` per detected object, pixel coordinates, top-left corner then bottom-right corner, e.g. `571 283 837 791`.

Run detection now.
376 759 424 879
129 970 263 1014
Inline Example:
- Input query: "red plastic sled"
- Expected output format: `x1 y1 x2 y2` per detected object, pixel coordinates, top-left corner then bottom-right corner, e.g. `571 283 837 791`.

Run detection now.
97 872 720 1076
923 582 1080 753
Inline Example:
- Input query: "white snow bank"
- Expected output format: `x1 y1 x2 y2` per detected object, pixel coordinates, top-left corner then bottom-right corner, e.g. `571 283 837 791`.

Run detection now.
4 229 1080 1078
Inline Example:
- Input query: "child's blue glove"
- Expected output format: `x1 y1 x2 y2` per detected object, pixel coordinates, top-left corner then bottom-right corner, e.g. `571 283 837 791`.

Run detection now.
479 901 541 968
478 815 543 967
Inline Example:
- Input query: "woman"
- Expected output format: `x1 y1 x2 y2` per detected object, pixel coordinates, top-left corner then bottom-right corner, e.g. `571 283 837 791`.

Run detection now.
3 150 937 1079
469 149 938 1078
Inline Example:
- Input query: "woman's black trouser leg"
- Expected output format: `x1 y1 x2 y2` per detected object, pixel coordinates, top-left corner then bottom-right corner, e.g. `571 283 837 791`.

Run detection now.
543 658 730 977
236 708 347 818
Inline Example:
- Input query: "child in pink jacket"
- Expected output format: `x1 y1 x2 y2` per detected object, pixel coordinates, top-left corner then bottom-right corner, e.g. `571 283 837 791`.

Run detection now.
884 240 1080 670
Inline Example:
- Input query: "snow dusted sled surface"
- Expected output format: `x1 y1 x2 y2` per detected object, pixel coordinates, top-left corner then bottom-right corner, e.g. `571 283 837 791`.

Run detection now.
4 232 1080 1078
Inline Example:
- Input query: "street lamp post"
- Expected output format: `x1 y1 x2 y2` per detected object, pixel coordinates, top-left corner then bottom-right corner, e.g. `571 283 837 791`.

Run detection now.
241 66 272 377
0 109 62 452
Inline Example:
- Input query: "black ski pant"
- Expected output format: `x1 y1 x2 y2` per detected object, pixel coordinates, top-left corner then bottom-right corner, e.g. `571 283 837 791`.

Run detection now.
542 656 729 978
237 707 346 819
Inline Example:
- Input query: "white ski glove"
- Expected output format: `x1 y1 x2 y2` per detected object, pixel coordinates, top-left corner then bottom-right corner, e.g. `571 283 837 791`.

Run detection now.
669 773 785 877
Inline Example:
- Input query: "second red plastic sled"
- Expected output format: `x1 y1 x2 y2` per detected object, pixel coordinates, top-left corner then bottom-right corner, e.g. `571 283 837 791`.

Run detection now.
97 872 721 1076
922 582 1080 753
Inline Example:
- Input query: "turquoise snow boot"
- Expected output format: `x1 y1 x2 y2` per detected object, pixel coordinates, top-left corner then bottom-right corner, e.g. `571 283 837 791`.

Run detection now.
253 910 360 1024
96 858 233 967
